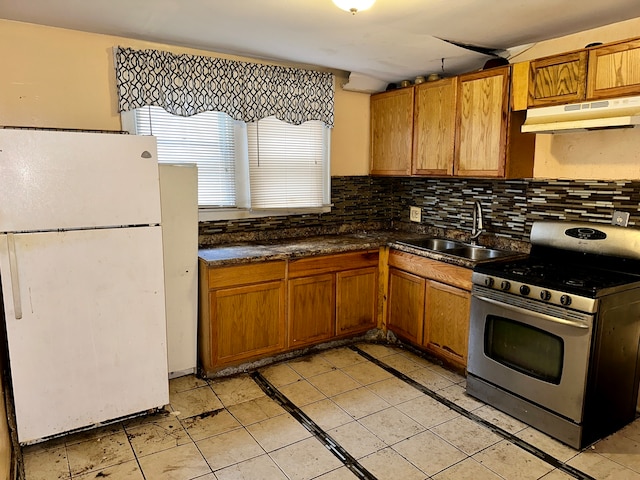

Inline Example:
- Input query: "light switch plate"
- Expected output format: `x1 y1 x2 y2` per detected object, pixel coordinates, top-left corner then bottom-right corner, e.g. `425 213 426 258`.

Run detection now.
612 210 630 227
410 206 421 223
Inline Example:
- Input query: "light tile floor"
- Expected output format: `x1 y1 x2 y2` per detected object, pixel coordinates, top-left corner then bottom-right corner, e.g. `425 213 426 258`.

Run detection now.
22 343 640 480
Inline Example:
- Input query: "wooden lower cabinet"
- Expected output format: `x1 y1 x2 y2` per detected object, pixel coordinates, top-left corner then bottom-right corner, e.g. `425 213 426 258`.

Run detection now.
212 281 286 364
387 268 425 344
423 280 471 366
200 247 471 372
336 267 378 337
199 250 379 374
199 260 286 373
387 250 472 369
288 273 335 348
288 250 379 348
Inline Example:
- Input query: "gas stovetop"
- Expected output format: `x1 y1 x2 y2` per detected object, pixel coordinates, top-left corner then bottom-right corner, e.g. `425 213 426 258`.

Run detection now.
472 221 640 310
475 256 640 297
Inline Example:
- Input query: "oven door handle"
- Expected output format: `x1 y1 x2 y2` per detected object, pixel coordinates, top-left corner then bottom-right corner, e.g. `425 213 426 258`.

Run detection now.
474 295 589 329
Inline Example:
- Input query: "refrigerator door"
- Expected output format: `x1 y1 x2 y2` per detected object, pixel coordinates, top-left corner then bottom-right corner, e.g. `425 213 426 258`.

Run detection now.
0 129 161 232
0 227 168 443
159 164 199 377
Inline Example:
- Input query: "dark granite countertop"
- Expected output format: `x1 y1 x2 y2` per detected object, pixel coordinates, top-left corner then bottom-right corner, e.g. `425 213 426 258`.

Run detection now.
198 231 529 269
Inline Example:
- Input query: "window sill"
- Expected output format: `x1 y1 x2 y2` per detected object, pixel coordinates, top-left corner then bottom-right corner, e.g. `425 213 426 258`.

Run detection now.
199 206 332 222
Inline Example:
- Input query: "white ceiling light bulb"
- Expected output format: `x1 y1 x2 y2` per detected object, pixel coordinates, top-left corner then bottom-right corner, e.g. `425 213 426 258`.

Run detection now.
332 0 376 14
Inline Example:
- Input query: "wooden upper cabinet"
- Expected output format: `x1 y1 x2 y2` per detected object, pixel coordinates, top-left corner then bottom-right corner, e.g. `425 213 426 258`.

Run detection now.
455 66 510 177
528 51 588 107
370 87 414 175
514 37 640 109
587 38 640 99
412 78 457 176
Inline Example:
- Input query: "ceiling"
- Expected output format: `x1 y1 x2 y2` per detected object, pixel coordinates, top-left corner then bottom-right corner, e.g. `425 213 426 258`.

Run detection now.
2 0 640 92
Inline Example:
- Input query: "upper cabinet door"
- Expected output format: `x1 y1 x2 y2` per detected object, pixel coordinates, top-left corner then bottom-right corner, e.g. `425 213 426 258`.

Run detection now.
412 78 457 176
528 51 588 107
587 38 640 100
455 67 510 178
370 87 414 176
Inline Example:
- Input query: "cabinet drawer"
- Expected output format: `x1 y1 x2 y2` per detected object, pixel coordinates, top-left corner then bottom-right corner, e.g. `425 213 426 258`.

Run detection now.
288 250 379 278
389 250 472 291
207 261 286 289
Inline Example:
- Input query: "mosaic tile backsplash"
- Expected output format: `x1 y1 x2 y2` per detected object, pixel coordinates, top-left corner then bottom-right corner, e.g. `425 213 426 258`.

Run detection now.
199 176 640 246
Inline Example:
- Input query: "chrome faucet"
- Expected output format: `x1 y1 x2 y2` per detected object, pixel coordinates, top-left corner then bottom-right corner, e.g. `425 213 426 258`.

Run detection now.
470 200 484 245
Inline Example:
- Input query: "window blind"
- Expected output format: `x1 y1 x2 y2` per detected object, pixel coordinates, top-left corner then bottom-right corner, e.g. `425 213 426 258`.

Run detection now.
247 117 328 209
135 106 237 207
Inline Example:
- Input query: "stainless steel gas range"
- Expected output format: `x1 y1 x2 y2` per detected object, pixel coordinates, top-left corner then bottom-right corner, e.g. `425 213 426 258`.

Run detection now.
466 221 640 449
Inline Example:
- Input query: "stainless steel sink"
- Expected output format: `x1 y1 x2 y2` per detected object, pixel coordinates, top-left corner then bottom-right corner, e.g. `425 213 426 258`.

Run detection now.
396 238 461 251
442 246 509 261
396 237 518 262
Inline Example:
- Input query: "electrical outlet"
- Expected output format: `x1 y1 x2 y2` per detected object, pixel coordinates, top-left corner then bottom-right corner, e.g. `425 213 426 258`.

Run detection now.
409 206 421 223
612 210 630 227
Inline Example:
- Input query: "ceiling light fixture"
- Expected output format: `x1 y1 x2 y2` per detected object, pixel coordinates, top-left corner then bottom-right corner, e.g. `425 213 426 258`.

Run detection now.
332 0 376 15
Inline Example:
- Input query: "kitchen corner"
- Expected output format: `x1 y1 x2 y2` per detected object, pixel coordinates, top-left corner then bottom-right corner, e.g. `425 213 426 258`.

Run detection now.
196 223 529 378
198 231 525 269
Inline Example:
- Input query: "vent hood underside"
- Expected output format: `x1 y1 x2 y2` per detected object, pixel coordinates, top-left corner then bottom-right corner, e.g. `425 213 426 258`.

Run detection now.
522 95 640 134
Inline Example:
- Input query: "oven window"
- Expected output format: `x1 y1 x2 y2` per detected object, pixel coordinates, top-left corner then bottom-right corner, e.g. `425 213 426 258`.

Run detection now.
484 315 564 384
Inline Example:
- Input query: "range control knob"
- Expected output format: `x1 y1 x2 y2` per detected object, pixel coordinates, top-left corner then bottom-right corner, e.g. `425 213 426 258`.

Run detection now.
560 295 572 306
540 290 552 301
500 281 511 291
519 285 530 296
484 277 495 288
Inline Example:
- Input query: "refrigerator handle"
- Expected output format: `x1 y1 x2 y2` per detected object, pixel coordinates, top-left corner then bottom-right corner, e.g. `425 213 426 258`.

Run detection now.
7 234 23 320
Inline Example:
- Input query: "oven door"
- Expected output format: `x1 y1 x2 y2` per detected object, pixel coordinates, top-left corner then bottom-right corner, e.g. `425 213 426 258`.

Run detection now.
468 286 594 422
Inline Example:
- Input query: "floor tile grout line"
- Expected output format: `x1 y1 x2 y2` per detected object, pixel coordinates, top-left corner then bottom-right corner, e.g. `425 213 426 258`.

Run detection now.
65 424 141 479
250 370 379 480
175 408 256 478
349 345 596 480
122 422 148 480
122 417 186 480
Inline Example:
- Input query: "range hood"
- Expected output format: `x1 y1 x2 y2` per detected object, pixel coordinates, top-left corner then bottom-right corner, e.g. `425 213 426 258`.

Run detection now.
522 95 640 134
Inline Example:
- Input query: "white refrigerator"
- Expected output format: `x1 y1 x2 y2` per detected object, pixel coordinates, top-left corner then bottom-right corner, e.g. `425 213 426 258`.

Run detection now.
0 129 169 444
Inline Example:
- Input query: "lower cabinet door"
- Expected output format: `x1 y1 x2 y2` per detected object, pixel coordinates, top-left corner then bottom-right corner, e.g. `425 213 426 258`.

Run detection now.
387 268 425 344
288 273 336 348
212 280 286 366
336 267 378 337
423 280 471 367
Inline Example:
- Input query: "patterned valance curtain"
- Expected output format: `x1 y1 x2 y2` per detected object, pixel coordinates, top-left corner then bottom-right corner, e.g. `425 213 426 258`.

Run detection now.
114 46 334 127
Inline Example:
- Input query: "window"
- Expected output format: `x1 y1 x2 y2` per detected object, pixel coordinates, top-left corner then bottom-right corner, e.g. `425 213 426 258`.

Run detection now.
124 106 331 220
133 106 238 207
247 117 328 209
